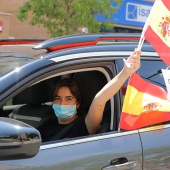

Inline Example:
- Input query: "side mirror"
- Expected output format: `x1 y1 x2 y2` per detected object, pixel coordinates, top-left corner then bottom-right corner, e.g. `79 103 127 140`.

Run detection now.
0 117 41 160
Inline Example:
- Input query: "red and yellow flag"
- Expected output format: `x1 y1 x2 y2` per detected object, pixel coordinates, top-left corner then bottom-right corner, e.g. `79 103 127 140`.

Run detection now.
142 0 170 65
120 73 170 130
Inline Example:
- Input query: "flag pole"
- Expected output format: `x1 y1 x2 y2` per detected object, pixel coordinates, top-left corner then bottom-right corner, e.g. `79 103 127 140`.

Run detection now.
137 0 155 50
137 37 145 50
137 14 150 50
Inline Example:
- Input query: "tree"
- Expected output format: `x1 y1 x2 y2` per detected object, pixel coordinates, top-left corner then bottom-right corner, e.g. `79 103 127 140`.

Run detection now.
17 0 122 37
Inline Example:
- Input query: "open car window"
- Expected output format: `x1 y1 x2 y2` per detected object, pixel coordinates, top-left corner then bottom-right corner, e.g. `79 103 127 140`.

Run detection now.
2 69 113 143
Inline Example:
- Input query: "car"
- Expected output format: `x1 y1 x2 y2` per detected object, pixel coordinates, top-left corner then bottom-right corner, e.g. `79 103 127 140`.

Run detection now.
0 33 170 170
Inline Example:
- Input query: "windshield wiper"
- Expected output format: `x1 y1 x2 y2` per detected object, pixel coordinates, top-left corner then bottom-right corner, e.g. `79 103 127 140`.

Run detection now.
147 70 162 79
141 69 165 88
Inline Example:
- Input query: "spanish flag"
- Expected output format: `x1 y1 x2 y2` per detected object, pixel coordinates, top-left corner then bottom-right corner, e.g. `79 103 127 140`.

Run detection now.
120 73 170 130
142 0 170 65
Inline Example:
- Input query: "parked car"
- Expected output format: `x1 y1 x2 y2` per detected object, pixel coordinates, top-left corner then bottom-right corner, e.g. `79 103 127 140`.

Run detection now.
0 33 170 170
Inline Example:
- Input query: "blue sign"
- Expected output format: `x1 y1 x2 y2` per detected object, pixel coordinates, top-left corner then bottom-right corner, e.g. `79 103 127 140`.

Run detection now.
95 0 154 28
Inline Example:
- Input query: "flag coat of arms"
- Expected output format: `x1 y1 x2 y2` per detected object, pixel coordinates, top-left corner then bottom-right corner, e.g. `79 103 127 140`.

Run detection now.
120 73 170 130
141 0 170 65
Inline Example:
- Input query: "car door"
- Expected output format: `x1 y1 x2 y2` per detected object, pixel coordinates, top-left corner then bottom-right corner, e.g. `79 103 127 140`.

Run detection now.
0 132 142 170
0 52 143 170
139 125 170 170
138 60 170 169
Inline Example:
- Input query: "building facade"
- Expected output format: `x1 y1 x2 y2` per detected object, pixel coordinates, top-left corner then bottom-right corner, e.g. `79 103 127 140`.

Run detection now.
97 0 155 33
0 0 155 39
0 0 50 39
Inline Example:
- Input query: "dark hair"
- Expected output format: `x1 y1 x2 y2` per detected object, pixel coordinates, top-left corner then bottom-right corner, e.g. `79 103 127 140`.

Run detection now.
53 78 84 116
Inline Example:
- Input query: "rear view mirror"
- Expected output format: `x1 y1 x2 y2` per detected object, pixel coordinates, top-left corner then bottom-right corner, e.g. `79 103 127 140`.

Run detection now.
0 117 41 160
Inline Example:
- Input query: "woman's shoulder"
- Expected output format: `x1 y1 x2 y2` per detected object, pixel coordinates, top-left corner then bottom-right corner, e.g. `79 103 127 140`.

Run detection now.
70 116 89 137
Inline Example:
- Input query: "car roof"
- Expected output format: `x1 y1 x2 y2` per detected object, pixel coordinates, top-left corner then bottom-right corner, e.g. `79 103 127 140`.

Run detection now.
0 33 159 77
33 33 144 52
32 33 157 60
41 43 156 60
0 33 159 76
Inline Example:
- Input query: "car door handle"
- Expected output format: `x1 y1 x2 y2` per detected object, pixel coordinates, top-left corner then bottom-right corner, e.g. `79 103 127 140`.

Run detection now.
102 157 138 170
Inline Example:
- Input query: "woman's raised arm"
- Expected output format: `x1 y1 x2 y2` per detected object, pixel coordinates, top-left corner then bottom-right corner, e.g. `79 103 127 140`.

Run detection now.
85 49 141 134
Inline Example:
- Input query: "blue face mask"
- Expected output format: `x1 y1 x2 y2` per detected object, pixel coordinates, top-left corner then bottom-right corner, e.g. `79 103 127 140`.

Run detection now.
52 103 77 120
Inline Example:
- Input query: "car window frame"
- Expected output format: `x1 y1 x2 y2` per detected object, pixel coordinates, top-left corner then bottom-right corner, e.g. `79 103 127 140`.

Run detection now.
2 65 120 144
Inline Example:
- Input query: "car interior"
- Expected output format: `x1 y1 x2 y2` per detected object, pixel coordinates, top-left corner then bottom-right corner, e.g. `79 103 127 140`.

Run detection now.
1 70 112 142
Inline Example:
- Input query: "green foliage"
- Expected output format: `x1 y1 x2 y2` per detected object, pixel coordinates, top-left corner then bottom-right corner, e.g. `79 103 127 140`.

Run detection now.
17 0 122 37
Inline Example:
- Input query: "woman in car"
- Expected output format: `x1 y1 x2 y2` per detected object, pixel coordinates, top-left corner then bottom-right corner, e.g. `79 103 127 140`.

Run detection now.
38 49 141 142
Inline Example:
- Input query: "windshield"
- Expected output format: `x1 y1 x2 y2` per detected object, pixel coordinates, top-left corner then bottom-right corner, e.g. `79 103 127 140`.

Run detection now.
0 44 47 76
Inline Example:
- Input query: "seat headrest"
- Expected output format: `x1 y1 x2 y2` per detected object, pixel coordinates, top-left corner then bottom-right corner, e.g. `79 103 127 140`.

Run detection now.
73 71 107 111
13 82 50 105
